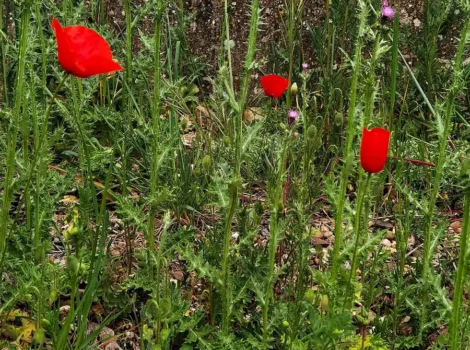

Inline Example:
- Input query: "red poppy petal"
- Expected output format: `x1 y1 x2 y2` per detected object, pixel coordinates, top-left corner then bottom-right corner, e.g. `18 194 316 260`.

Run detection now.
78 55 124 78
360 128 390 173
260 74 289 99
63 25 114 62
51 18 75 74
52 18 123 78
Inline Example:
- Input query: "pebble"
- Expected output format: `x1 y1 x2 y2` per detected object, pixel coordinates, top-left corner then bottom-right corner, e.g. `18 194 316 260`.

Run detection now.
386 230 395 240
381 239 392 248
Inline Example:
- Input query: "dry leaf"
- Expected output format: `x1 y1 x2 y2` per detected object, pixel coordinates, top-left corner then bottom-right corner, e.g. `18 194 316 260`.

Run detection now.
181 132 196 148
244 107 264 122
60 195 79 204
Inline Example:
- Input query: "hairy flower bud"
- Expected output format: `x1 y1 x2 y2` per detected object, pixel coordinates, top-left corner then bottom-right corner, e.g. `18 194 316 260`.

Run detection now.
291 82 298 96
307 125 317 140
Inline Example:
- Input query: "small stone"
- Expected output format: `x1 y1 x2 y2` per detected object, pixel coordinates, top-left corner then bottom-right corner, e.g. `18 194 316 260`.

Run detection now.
386 230 395 240
381 239 392 248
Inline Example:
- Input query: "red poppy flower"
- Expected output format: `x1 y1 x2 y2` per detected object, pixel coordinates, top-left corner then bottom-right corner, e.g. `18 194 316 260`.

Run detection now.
51 18 124 78
260 74 289 99
360 127 391 173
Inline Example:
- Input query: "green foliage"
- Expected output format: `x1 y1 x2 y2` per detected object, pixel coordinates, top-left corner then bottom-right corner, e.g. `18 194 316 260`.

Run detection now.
1 0 470 349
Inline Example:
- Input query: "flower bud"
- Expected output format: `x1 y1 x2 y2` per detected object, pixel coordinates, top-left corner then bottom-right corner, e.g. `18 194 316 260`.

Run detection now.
49 290 58 304
66 255 79 277
320 294 329 312
334 112 343 126
291 82 298 96
307 125 317 140
202 155 212 169
304 288 315 304
33 328 45 345
181 117 188 131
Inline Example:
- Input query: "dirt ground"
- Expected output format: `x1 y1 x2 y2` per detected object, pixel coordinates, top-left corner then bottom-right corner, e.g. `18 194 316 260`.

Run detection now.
182 0 426 75
105 0 429 78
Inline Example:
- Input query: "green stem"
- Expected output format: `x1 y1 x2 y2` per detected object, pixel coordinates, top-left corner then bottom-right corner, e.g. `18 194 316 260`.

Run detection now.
148 2 165 281
0 0 9 106
324 0 333 82
420 17 470 338
449 192 470 349
34 0 47 106
220 189 238 333
0 1 31 258
346 172 371 307
289 74 312 349
286 0 302 109
220 0 260 334
263 142 288 346
391 193 412 349
224 0 234 91
331 0 368 282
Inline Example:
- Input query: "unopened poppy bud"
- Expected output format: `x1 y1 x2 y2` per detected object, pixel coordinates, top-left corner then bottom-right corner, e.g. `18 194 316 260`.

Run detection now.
33 328 45 345
291 82 298 96
334 112 343 126
181 118 188 130
282 321 290 328
320 294 329 311
66 255 79 277
202 155 212 169
223 135 230 147
304 288 315 304
49 290 58 304
307 125 317 140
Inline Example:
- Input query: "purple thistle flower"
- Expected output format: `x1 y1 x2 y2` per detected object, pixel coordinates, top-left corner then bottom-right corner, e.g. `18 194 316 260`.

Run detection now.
381 1 395 19
302 63 309 73
288 109 300 125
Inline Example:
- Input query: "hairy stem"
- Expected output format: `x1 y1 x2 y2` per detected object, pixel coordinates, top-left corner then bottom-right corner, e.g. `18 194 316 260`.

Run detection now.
331 1 367 281
220 0 260 334
420 18 470 339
